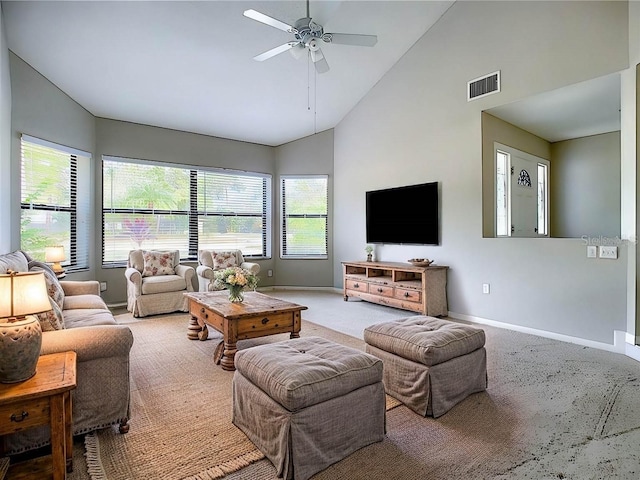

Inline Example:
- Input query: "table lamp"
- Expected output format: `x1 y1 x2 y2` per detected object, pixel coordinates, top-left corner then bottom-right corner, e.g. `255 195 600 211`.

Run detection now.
0 270 51 383
45 245 66 276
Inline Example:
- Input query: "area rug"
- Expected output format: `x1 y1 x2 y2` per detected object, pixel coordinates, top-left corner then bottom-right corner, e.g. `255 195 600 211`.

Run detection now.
79 312 398 480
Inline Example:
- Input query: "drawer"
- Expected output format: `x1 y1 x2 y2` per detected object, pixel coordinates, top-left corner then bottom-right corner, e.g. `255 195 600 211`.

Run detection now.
395 288 422 303
345 279 367 293
237 312 295 335
0 397 50 435
368 284 394 298
190 303 223 331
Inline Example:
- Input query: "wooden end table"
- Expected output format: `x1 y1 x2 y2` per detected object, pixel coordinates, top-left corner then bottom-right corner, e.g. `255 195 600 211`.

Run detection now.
0 351 77 480
185 291 308 371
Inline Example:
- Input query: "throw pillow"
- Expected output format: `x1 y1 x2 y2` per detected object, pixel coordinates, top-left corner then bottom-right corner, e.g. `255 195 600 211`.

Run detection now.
29 264 65 310
36 297 64 331
142 251 176 277
212 251 237 270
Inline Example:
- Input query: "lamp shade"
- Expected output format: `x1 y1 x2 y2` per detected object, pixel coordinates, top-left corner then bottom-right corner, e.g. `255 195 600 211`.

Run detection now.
45 245 66 263
0 271 51 318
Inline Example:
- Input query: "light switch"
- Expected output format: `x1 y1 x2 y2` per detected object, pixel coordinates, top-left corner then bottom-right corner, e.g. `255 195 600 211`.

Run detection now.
587 246 597 258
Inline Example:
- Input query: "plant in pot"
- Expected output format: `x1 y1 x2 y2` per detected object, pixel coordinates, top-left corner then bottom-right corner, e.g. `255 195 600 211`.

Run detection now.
365 245 374 262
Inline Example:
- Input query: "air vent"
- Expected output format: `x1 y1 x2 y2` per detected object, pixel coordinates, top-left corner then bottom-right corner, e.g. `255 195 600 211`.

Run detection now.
467 71 500 101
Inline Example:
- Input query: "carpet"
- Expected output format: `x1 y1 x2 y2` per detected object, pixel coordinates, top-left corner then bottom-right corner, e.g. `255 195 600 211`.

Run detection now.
75 312 399 480
69 293 640 480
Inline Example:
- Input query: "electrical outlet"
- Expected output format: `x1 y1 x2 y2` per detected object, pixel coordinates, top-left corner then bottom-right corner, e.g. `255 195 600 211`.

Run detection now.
482 283 490 294
587 246 597 258
599 246 618 259
100 282 107 291
267 269 273 277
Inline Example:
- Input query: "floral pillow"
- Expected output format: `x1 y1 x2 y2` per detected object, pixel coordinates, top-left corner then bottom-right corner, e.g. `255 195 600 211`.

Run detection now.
36 297 64 331
212 251 237 270
142 251 175 277
29 264 65 311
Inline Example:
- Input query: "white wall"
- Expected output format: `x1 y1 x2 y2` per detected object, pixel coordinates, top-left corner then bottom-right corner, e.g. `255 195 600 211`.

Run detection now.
551 132 621 238
9 52 95 253
334 1 630 345
274 129 334 287
0 5 11 253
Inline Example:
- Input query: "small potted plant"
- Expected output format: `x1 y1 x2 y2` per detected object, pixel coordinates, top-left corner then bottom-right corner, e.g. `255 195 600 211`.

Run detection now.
365 245 374 262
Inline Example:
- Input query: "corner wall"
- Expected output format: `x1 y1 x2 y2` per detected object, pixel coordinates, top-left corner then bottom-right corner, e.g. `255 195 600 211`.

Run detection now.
274 130 334 287
0 5 11 252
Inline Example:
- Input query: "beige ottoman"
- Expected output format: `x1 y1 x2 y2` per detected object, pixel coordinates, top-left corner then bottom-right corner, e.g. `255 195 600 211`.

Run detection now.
232 336 385 480
364 316 487 418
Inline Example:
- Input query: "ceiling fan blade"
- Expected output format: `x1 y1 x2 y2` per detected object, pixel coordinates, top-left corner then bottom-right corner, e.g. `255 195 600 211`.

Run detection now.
254 42 299 62
310 48 330 74
243 9 294 33
323 33 378 47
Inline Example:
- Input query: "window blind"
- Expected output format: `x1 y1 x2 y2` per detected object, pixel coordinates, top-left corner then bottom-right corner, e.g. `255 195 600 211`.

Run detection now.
20 135 91 270
281 175 328 258
102 156 271 264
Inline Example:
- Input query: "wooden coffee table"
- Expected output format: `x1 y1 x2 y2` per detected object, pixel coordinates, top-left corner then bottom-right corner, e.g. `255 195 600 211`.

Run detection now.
185 291 307 371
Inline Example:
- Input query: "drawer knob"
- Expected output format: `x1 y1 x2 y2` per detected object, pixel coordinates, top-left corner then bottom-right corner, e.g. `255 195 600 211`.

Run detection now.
261 317 269 325
11 411 28 423
404 292 410 298
354 283 359 288
377 288 383 293
200 308 205 314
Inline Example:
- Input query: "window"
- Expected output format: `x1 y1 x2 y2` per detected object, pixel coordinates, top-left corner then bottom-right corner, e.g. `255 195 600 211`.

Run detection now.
20 135 91 270
281 175 328 258
495 143 549 238
102 156 271 265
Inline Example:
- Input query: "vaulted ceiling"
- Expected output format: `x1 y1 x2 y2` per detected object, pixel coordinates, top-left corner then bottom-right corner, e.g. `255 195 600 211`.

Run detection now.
2 1 454 146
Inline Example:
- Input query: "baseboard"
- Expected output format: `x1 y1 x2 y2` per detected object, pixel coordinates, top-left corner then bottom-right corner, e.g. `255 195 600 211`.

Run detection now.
448 311 627 355
625 343 640 362
260 286 343 294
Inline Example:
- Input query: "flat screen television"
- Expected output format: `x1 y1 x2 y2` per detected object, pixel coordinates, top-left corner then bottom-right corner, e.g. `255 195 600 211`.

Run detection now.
366 181 439 245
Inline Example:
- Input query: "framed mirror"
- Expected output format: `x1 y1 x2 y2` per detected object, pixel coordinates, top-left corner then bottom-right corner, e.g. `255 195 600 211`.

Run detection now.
482 73 621 239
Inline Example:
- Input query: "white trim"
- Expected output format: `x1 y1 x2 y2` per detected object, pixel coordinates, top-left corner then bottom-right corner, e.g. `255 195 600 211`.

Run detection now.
626 332 636 344
22 133 91 158
624 343 640 362
448 311 626 355
258 286 340 293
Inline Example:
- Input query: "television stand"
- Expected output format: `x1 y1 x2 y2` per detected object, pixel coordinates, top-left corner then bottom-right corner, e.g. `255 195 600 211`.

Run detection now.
342 261 448 316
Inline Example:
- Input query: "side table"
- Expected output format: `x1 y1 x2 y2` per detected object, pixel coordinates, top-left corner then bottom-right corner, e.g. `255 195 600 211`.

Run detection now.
0 351 77 480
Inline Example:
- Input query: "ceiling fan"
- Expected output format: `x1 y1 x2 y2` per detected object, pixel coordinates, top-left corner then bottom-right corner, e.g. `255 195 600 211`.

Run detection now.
243 1 377 74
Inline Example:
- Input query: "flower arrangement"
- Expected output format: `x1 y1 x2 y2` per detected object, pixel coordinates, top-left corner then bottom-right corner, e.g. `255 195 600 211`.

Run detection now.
213 266 259 303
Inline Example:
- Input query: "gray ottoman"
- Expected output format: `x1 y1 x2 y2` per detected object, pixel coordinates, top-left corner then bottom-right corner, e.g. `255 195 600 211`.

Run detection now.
364 316 487 418
232 336 385 480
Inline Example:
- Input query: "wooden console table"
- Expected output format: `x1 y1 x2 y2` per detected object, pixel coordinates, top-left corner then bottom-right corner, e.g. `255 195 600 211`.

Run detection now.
342 261 448 316
0 351 77 480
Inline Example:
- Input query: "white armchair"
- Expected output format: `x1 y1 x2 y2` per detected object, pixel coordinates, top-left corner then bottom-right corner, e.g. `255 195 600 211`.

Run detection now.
125 250 196 317
196 249 260 292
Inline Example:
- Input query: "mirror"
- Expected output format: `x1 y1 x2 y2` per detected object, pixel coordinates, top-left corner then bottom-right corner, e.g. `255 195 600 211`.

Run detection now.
482 73 621 239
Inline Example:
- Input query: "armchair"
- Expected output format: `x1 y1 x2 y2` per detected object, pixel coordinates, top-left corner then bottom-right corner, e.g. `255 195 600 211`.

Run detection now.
196 249 260 292
125 250 196 317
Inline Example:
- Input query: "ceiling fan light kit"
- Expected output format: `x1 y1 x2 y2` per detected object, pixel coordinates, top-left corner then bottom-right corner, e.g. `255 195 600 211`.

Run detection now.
243 2 377 74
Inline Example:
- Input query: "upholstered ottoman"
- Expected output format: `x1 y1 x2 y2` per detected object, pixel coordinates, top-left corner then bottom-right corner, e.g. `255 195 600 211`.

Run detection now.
232 336 385 480
364 316 487 418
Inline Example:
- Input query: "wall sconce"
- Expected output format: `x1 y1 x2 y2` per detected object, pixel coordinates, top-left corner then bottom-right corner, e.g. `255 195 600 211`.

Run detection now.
0 271 51 383
45 245 66 277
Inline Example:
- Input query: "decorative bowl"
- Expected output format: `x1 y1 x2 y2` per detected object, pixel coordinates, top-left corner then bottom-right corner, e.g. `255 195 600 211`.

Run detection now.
408 258 434 267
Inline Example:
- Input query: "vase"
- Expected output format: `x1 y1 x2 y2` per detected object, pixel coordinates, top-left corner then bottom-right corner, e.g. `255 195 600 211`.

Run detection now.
228 286 244 303
0 316 43 383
